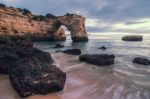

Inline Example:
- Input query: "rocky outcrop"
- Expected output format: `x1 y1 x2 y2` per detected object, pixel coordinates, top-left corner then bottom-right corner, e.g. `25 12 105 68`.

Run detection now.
133 57 150 65
58 14 88 42
0 5 88 42
62 49 81 55
79 54 115 66
0 39 66 97
0 39 54 74
0 39 34 74
99 46 107 50
122 35 143 41
9 58 66 98
53 44 64 48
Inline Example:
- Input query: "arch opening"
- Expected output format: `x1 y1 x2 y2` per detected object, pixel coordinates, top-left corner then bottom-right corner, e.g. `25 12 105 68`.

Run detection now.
59 25 71 41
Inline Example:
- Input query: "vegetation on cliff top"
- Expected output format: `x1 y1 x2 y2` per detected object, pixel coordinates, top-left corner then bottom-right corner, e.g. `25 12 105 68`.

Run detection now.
17 8 31 14
0 3 6 8
0 3 57 21
32 13 57 21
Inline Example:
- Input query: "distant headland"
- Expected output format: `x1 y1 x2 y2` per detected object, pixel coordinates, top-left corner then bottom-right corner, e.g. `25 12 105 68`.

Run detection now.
0 3 88 42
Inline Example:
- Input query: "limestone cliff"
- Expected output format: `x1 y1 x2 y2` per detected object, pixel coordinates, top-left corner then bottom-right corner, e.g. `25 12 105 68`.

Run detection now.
0 5 88 42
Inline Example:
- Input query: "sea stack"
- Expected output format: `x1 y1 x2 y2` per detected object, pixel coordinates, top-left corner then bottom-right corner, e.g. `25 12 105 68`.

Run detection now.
122 35 143 41
0 5 88 42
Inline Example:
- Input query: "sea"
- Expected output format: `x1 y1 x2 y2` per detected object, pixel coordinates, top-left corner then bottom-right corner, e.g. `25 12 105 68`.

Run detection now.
0 33 150 99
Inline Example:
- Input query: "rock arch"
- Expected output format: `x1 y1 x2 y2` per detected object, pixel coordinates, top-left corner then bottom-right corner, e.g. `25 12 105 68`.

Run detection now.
0 7 88 42
58 14 88 42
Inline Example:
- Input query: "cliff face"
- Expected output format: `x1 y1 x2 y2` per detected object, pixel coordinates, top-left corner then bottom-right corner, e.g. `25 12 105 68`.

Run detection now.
0 6 88 42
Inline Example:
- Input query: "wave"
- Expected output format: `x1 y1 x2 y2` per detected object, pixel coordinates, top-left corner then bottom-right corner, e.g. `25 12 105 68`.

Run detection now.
0 53 150 99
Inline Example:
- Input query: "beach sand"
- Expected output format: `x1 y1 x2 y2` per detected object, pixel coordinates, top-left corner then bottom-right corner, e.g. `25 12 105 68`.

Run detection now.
0 53 149 99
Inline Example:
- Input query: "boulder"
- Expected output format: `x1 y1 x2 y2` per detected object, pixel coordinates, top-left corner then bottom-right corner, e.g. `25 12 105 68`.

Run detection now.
0 39 53 74
79 54 115 66
0 36 12 44
99 46 107 50
133 57 150 65
72 37 88 42
53 44 64 48
9 58 66 98
62 49 81 55
0 38 66 98
0 46 19 74
17 47 54 64
122 35 143 41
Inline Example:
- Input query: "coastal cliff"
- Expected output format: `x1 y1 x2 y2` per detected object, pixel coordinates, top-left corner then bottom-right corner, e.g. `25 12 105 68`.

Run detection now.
0 4 88 42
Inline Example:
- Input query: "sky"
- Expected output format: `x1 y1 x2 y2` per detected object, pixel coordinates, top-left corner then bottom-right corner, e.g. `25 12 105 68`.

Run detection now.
0 0 150 34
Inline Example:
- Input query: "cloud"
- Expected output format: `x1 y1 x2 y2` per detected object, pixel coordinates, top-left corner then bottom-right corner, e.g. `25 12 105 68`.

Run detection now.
125 21 150 25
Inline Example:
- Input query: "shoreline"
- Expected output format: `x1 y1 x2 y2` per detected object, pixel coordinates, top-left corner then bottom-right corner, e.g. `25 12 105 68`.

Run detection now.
0 52 150 99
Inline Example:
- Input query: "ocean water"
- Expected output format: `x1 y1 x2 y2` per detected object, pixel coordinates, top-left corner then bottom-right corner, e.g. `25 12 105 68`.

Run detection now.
33 33 150 99
0 33 150 99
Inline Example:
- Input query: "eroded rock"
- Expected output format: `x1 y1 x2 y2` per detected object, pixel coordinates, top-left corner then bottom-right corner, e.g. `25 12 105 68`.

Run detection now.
9 58 66 98
122 35 143 41
79 54 115 66
62 49 81 55
0 39 66 97
0 6 88 42
0 39 34 74
133 57 150 65
0 39 53 74
53 44 64 48
99 46 107 50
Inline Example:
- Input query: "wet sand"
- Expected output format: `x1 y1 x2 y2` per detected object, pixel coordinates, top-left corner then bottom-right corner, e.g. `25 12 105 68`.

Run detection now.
0 53 150 99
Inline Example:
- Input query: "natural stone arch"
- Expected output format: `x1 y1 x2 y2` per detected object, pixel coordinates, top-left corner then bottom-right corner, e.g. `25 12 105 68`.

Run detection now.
59 25 71 40
0 6 88 42
58 14 88 42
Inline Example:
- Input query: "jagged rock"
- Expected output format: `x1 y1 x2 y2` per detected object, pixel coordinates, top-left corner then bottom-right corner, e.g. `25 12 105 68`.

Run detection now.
0 47 19 74
0 5 88 42
0 39 66 97
133 57 150 65
0 39 53 74
9 58 66 98
0 39 33 74
122 35 143 41
62 49 81 55
53 44 64 48
79 54 115 66
0 36 11 44
99 46 107 50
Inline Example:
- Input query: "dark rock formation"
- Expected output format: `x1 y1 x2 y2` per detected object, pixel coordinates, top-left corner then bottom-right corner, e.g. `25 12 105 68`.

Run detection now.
79 54 115 66
9 58 66 98
0 40 53 74
133 57 150 65
122 35 143 41
62 49 81 55
99 46 107 50
0 39 66 97
0 5 88 42
53 44 64 48
0 39 34 74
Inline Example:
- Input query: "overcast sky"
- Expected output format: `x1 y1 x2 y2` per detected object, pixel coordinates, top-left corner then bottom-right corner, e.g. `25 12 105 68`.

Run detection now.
1 0 150 34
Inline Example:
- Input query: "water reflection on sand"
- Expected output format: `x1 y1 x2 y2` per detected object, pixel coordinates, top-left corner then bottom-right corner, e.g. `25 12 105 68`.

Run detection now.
0 53 150 99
